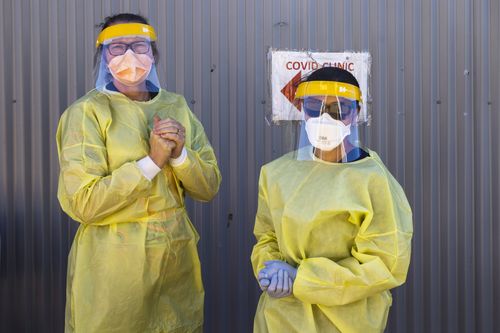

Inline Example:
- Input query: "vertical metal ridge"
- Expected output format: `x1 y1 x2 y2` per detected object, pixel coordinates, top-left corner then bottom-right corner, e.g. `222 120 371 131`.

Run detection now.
343 0 352 50
463 0 475 331
410 0 424 331
446 0 459 331
429 0 442 331
492 0 500 325
393 0 407 331
477 0 493 331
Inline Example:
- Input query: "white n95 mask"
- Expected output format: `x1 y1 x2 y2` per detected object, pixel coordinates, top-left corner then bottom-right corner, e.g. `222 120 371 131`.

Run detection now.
305 113 351 151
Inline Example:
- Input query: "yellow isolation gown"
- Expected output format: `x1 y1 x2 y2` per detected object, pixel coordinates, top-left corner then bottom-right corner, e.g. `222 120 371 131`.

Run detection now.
57 88 221 333
251 149 412 333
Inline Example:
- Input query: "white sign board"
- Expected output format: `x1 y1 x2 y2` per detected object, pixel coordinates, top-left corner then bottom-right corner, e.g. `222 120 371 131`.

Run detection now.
270 50 371 122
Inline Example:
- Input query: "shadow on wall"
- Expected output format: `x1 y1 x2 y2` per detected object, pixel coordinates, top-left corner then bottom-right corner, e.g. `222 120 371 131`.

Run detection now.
0 201 77 332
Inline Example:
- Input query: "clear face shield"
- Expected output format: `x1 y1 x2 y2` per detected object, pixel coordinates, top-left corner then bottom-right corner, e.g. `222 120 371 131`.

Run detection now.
294 80 366 163
94 23 161 93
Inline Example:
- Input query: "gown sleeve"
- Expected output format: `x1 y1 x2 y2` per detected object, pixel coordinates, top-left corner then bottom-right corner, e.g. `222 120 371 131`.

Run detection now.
57 100 152 224
250 166 286 278
170 101 221 202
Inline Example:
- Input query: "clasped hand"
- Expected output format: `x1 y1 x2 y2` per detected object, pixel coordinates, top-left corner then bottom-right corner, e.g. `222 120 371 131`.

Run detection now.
258 260 297 298
149 115 186 168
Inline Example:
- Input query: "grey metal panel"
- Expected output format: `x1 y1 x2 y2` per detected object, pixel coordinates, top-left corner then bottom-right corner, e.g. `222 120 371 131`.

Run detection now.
1 0 499 332
475 0 494 331
492 0 500 329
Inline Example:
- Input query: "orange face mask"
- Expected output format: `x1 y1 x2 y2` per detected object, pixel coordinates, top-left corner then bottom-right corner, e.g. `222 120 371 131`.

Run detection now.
108 50 153 86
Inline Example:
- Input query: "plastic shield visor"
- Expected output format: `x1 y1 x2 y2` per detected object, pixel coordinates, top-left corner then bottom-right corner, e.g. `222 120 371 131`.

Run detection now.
295 95 365 163
95 27 160 93
96 23 157 47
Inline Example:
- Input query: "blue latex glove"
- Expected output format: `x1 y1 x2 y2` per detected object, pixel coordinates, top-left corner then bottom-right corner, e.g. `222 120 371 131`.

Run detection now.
258 277 271 291
258 260 297 281
258 260 297 298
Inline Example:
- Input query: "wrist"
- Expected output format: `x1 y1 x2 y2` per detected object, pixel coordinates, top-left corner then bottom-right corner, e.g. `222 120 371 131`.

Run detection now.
149 153 167 168
170 147 187 167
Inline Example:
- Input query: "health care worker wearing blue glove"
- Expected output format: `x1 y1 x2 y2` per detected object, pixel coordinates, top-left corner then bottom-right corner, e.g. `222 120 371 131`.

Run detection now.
56 13 221 333
251 66 413 332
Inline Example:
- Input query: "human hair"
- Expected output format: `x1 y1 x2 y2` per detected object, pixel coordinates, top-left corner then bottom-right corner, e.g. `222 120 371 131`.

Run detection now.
304 66 360 88
93 13 160 70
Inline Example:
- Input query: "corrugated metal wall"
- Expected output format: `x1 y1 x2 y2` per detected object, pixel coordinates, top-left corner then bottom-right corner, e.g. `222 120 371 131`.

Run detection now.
1 0 499 332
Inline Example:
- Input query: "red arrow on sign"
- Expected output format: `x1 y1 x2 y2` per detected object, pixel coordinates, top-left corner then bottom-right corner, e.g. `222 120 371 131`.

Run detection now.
280 71 302 111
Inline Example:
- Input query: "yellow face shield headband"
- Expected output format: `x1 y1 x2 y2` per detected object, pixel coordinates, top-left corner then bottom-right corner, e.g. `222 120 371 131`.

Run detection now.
96 23 157 48
295 81 362 102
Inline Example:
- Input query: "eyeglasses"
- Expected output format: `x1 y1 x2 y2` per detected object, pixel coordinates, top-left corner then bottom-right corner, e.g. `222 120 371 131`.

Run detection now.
303 98 357 120
106 41 151 56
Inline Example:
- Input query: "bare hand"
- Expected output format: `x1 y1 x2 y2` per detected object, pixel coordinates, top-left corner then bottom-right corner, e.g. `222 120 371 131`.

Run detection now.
149 116 176 168
153 116 186 158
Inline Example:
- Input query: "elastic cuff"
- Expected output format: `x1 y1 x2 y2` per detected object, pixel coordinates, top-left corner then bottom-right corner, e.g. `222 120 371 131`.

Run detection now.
136 156 162 181
170 147 188 167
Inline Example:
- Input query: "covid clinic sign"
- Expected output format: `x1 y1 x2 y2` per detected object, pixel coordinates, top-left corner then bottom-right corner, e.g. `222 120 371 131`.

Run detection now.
270 50 371 122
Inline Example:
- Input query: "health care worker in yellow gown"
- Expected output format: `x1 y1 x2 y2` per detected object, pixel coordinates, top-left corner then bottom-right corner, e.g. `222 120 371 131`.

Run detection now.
56 14 221 333
251 66 413 332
